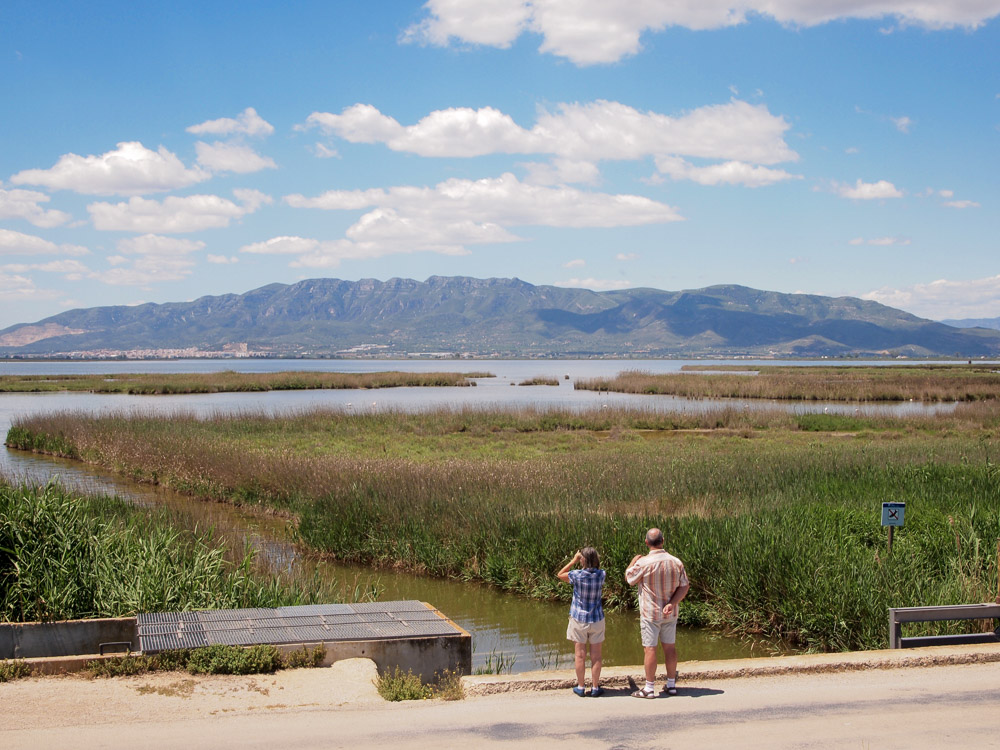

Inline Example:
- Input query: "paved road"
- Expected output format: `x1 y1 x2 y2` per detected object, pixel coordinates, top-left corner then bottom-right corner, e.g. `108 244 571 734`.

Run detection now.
3 658 999 749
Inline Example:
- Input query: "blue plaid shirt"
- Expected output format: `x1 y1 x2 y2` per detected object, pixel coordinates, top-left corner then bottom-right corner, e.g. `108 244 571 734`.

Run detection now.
567 568 606 623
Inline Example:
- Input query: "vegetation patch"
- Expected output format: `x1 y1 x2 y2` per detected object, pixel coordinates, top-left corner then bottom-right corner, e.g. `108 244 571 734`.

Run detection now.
8 400 1000 653
0 480 349 622
0 370 490 395
0 659 33 682
576 365 1000 402
375 666 464 701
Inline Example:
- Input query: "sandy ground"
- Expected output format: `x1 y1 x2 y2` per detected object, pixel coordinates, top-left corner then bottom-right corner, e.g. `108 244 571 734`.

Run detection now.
3 652 1000 749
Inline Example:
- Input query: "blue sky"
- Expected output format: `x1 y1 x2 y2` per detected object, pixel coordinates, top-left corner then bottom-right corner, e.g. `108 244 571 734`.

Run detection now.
1 1 998 330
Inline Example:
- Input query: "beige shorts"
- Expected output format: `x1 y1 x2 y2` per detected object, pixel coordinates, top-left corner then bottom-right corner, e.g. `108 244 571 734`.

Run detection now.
567 617 606 644
640 617 678 647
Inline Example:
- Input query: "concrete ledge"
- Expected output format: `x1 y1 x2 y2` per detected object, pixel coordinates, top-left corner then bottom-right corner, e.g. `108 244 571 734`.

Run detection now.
0 617 136 660
463 642 1000 696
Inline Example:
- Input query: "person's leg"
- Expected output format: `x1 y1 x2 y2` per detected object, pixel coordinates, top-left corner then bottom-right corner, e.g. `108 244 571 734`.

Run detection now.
589 641 602 688
643 646 658 684
661 642 677 680
574 642 587 688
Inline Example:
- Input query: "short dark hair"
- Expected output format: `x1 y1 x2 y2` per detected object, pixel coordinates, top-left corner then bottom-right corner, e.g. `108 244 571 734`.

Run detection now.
645 528 664 547
580 546 600 569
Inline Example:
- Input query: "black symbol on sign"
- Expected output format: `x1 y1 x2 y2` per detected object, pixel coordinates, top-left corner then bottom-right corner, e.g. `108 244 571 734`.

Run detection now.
887 509 899 520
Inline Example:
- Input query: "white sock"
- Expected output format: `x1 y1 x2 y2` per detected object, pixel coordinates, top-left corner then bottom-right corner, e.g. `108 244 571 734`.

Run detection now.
645 680 655 692
666 678 676 688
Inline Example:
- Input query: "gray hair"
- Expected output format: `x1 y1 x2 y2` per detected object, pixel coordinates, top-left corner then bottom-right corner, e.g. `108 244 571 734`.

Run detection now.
645 528 664 547
580 546 600 569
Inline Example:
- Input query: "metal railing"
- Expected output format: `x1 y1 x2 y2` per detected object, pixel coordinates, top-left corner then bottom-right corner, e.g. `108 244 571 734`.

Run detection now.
888 603 1000 649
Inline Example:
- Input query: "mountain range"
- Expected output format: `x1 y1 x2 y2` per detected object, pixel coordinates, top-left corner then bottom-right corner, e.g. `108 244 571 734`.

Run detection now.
3 276 1000 358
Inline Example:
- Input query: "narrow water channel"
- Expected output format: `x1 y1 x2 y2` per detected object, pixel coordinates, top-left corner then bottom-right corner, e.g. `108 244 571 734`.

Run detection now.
2 446 772 672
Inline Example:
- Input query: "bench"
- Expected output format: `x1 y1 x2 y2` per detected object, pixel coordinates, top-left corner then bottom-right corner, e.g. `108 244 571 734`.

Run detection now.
888 603 1000 649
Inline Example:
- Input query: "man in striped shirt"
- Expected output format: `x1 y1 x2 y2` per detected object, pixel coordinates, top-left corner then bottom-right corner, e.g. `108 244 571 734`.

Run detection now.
625 528 689 698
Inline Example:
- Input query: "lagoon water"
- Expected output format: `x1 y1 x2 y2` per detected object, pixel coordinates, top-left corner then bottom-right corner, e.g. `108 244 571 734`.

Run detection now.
0 358 975 670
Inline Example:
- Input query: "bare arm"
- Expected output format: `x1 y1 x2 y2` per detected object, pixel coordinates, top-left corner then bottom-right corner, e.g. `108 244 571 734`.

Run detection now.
557 551 582 582
625 554 644 585
662 583 690 618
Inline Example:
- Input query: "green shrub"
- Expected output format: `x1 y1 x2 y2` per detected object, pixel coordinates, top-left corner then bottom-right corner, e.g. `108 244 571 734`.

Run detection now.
375 666 434 701
85 655 157 678
281 644 326 669
186 644 282 675
0 660 33 682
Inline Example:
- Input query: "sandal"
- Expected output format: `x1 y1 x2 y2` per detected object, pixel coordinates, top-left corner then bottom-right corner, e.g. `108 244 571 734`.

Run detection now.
662 685 677 696
631 687 657 699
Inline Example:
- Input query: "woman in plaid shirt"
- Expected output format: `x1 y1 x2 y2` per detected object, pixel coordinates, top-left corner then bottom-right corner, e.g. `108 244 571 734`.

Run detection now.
557 547 606 697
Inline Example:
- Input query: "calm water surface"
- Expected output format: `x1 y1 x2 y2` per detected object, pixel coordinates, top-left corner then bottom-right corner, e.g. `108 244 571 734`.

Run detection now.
1 358 977 670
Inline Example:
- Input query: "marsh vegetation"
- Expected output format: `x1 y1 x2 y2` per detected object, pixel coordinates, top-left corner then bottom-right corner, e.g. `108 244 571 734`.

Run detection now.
0 370 490 395
576 364 1000 402
8 399 999 652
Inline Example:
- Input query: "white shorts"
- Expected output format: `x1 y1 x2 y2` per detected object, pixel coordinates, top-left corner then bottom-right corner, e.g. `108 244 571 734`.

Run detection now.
567 617 606 644
640 617 678 647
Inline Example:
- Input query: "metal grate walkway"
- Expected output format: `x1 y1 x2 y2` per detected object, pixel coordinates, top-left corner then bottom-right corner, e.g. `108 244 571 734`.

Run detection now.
137 600 461 653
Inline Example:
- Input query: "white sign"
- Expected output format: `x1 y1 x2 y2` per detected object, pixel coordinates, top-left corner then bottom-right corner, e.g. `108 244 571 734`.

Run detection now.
881 502 905 527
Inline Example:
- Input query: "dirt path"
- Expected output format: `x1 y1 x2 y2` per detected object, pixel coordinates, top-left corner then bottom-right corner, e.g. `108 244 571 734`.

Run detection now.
3 651 1000 749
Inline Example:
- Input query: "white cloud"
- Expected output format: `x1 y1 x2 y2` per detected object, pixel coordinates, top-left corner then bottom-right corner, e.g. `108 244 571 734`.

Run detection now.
88 190 272 233
554 277 632 291
303 99 797 166
0 259 92 277
521 158 600 186
654 155 800 187
0 228 88 257
312 143 340 159
616 252 638 261
944 199 981 209
849 237 864 245
863 275 1000 319
10 142 209 196
206 254 239 264
404 1 1000 65
835 179 903 200
194 141 277 173
563 258 586 268
867 236 911 246
0 188 71 228
186 107 274 137
0 272 62 301
286 172 682 229
116 234 206 255
401 0 532 48
891 115 913 133
271 173 681 267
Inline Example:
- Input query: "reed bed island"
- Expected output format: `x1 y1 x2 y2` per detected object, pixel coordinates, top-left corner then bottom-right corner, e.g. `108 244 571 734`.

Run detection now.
8 397 999 653
0 370 491 394
576 364 1000 402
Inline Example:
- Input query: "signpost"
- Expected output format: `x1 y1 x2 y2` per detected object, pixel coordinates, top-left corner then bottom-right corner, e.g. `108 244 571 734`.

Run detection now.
881 502 905 554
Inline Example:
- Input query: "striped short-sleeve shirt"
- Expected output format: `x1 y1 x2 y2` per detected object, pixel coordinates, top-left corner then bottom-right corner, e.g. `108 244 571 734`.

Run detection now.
625 549 688 621
567 568 606 624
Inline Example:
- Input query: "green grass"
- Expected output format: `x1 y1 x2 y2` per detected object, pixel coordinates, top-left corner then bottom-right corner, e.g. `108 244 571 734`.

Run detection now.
0 370 489 394
7 403 1000 652
576 365 1000 402
0 480 354 622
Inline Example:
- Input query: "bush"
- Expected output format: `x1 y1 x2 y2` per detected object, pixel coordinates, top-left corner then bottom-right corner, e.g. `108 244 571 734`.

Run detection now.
0 660 33 683
281 644 326 669
375 667 433 701
186 644 283 675
374 666 465 701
